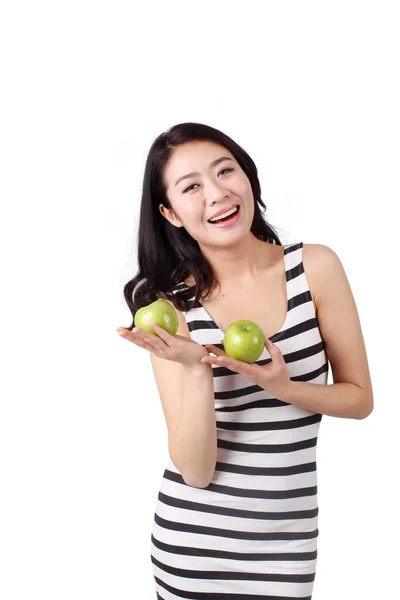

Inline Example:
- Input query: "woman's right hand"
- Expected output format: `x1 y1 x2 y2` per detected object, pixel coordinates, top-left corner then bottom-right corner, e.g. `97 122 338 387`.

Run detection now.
116 323 216 368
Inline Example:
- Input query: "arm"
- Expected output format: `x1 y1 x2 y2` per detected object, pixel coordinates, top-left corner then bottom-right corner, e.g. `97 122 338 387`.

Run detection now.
279 244 374 419
280 381 371 419
150 299 217 488
169 362 217 488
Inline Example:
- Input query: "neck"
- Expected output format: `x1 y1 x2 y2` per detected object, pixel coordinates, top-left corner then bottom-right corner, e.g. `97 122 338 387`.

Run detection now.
198 236 281 292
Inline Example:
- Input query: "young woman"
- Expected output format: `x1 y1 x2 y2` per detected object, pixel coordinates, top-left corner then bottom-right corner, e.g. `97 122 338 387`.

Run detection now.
117 122 374 599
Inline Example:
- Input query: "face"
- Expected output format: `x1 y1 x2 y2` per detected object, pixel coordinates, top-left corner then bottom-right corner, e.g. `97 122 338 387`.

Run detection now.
159 140 254 246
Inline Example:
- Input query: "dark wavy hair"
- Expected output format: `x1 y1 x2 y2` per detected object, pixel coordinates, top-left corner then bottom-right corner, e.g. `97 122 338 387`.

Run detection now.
121 122 283 330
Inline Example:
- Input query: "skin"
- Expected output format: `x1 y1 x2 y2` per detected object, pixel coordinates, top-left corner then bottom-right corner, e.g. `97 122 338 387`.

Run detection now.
160 139 275 290
117 139 374 419
156 139 293 392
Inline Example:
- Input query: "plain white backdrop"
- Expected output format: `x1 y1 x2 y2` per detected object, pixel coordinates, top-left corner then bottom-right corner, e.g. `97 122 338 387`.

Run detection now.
1 1 399 598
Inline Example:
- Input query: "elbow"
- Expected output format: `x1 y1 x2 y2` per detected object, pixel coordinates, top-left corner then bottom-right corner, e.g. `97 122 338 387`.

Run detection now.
169 444 217 488
356 393 374 420
183 465 216 489
184 476 211 489
169 452 216 488
183 469 214 488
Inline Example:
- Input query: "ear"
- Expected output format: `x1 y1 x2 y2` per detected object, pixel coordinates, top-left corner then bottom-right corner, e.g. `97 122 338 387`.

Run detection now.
159 203 183 228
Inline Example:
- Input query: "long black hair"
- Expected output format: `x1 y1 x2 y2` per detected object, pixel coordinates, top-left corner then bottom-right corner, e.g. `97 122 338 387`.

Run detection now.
121 122 282 330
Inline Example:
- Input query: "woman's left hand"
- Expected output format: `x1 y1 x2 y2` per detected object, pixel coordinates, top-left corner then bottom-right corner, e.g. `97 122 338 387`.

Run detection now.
200 338 292 400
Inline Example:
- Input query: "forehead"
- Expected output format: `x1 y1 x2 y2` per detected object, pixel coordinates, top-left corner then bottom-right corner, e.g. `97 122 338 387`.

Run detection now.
164 140 234 183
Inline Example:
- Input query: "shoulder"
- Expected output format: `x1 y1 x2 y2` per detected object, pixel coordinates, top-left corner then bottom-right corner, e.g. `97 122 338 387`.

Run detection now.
302 243 345 311
302 242 340 269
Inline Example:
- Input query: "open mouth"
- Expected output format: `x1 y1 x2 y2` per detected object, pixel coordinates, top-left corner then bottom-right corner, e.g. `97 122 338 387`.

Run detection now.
208 205 240 226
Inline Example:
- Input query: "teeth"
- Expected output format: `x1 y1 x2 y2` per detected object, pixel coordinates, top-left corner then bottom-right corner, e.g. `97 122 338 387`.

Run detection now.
209 206 238 222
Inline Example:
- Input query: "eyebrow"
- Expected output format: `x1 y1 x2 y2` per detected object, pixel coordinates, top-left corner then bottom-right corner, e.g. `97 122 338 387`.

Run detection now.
174 156 234 187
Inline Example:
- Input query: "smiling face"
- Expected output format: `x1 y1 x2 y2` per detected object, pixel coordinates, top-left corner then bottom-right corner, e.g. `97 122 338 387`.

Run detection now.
160 140 255 246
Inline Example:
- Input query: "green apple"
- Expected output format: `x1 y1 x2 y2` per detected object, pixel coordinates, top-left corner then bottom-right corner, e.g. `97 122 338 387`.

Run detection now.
223 320 265 363
134 299 179 336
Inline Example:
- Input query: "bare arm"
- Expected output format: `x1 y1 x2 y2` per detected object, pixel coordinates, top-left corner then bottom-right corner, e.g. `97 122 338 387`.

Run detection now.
145 298 218 488
279 380 371 419
199 244 374 420
168 362 217 488
279 244 373 419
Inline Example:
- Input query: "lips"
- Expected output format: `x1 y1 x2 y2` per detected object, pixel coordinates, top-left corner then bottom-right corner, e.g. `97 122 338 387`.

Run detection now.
207 204 239 222
208 205 241 227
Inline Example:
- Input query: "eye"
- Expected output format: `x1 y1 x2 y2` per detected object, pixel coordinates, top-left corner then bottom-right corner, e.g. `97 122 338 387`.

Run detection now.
219 167 233 176
182 168 234 194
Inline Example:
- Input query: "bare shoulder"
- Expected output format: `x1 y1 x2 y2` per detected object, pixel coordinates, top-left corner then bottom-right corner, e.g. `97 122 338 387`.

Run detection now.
303 243 374 408
302 243 342 311
301 241 358 322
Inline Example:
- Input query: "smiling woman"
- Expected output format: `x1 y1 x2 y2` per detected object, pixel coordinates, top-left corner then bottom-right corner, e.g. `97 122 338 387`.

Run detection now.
122 122 281 317
118 121 373 599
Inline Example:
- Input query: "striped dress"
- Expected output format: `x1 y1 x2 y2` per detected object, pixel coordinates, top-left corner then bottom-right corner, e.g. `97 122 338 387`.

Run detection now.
150 241 329 599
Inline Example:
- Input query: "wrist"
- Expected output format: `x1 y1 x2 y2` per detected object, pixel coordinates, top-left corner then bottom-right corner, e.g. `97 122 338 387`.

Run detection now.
185 361 212 376
277 379 294 402
262 378 294 402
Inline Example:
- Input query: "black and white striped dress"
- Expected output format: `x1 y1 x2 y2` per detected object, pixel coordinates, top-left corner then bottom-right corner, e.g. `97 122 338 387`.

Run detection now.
151 241 329 599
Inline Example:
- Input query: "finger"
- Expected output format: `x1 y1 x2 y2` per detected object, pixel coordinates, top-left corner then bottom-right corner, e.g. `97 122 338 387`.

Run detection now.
265 339 285 365
148 323 173 346
216 355 261 380
135 324 169 345
116 327 133 339
199 356 218 364
120 330 158 352
226 357 257 377
118 327 167 352
204 344 226 357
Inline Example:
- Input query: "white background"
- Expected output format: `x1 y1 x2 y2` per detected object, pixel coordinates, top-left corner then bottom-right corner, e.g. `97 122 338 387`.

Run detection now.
1 1 399 598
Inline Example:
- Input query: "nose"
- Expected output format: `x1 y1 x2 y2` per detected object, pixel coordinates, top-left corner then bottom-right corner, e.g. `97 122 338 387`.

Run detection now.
204 177 229 205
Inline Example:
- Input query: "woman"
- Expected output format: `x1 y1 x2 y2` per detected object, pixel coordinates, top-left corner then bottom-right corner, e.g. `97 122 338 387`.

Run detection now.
117 122 374 599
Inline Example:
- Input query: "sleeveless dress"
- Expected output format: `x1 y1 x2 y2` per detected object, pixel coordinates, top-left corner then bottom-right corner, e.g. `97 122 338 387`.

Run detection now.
150 241 329 600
